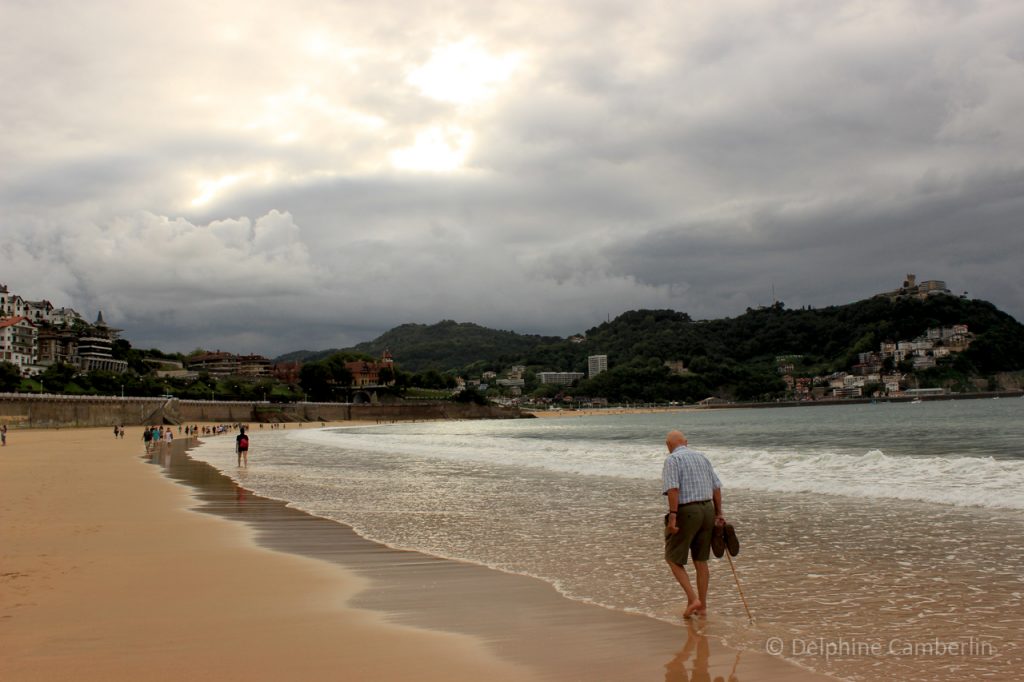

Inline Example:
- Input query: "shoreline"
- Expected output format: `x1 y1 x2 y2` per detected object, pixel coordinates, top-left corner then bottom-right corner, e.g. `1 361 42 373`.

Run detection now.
526 389 1024 418
1 425 832 681
171 427 832 680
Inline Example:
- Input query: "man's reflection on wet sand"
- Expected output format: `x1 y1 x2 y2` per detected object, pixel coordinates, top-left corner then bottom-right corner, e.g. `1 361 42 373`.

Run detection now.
665 619 740 682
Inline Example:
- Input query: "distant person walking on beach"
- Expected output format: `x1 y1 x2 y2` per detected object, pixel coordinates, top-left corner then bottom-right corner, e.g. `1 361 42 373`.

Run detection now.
662 430 725 618
1 424 7 446
236 427 249 467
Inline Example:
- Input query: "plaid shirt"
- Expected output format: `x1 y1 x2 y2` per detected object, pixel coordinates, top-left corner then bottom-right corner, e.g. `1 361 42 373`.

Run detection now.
662 445 722 503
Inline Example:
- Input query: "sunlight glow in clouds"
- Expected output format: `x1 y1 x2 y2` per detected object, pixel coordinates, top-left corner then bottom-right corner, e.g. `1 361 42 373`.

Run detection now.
390 126 474 172
407 39 522 105
191 173 246 206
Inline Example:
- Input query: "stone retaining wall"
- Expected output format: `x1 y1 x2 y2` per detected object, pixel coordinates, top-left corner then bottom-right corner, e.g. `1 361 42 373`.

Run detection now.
0 394 525 428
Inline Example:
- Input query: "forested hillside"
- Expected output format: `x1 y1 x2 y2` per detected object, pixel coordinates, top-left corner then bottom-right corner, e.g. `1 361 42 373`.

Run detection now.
344 320 562 373
278 295 1024 402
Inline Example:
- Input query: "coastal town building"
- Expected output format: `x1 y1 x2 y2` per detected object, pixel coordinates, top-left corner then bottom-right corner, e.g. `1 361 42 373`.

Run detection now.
1 284 106 375
538 371 585 385
344 351 395 387
75 312 128 374
187 351 274 378
0 316 38 369
37 328 79 367
237 354 272 377
1 285 85 328
49 307 84 328
187 351 239 376
272 361 302 384
588 354 608 378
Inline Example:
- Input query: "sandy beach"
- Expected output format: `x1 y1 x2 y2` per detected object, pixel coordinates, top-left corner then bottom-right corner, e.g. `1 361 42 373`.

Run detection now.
2 424 831 681
0 425 535 681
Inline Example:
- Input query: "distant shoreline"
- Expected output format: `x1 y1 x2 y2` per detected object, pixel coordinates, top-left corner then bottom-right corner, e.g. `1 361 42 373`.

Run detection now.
527 389 1023 417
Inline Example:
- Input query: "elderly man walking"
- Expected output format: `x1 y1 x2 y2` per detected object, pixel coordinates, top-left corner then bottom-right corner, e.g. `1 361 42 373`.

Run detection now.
662 430 725 618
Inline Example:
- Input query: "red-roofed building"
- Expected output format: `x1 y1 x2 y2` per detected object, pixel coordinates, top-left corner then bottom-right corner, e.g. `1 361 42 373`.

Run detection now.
344 351 396 387
0 316 38 371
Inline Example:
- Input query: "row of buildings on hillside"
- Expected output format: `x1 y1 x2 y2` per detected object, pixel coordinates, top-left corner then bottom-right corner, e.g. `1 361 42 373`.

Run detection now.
779 323 975 399
0 284 127 376
467 355 610 396
162 350 396 388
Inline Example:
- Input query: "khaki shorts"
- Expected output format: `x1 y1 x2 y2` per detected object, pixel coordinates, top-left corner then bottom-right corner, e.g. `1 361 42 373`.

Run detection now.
664 500 715 565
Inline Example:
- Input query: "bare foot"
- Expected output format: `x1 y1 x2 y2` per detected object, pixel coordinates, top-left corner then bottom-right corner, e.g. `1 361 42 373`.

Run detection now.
683 600 704 618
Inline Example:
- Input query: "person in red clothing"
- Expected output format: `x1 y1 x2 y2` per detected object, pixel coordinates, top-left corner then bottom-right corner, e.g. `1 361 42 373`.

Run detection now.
236 427 250 466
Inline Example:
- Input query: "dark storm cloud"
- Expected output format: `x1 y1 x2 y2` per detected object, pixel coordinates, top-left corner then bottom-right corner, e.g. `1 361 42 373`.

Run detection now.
598 167 1024 317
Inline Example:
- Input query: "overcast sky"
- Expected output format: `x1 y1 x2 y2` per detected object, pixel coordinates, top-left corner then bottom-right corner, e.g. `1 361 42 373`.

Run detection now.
2 1 1022 357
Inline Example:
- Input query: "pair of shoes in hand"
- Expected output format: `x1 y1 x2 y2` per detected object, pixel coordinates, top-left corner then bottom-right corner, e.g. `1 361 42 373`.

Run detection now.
712 522 739 558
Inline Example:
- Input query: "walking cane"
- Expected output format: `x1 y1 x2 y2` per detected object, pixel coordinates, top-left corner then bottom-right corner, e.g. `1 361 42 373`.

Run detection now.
725 551 754 625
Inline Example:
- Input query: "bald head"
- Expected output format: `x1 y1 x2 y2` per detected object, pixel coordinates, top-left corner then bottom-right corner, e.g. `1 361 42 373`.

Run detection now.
666 430 688 451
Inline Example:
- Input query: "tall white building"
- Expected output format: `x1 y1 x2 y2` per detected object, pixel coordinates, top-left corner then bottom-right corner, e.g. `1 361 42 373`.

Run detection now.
588 354 608 378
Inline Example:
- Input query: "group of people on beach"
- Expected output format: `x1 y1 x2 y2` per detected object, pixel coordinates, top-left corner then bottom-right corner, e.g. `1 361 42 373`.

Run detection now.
203 423 245 436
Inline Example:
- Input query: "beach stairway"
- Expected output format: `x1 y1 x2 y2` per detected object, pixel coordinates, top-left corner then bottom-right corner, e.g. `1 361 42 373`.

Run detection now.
143 398 182 426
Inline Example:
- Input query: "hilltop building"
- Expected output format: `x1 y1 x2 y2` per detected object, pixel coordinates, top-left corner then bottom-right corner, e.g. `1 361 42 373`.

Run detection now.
877 274 951 301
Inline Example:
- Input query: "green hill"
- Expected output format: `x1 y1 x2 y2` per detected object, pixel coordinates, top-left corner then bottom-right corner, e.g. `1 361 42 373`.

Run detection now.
516 295 1024 401
277 294 1024 402
301 320 563 373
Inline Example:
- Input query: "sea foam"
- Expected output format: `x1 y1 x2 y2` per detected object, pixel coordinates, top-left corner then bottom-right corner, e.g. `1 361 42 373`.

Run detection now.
287 427 1024 511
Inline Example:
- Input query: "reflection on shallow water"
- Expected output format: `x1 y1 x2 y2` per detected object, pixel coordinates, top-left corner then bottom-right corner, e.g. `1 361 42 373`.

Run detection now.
664 620 741 682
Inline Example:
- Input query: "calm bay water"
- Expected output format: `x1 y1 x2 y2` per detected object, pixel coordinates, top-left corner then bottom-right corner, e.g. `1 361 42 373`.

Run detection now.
191 399 1024 681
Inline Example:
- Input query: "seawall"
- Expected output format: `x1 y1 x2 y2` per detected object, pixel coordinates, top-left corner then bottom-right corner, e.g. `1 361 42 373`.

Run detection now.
0 394 526 428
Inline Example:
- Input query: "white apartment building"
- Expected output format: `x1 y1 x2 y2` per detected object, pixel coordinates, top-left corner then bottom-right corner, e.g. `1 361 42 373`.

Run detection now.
588 354 608 378
537 371 585 386
0 316 38 371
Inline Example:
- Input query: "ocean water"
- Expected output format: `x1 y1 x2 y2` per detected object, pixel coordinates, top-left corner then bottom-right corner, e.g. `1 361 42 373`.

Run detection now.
190 399 1024 681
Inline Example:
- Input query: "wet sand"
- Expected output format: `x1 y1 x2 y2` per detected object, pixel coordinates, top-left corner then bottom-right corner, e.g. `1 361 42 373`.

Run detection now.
1 425 830 681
